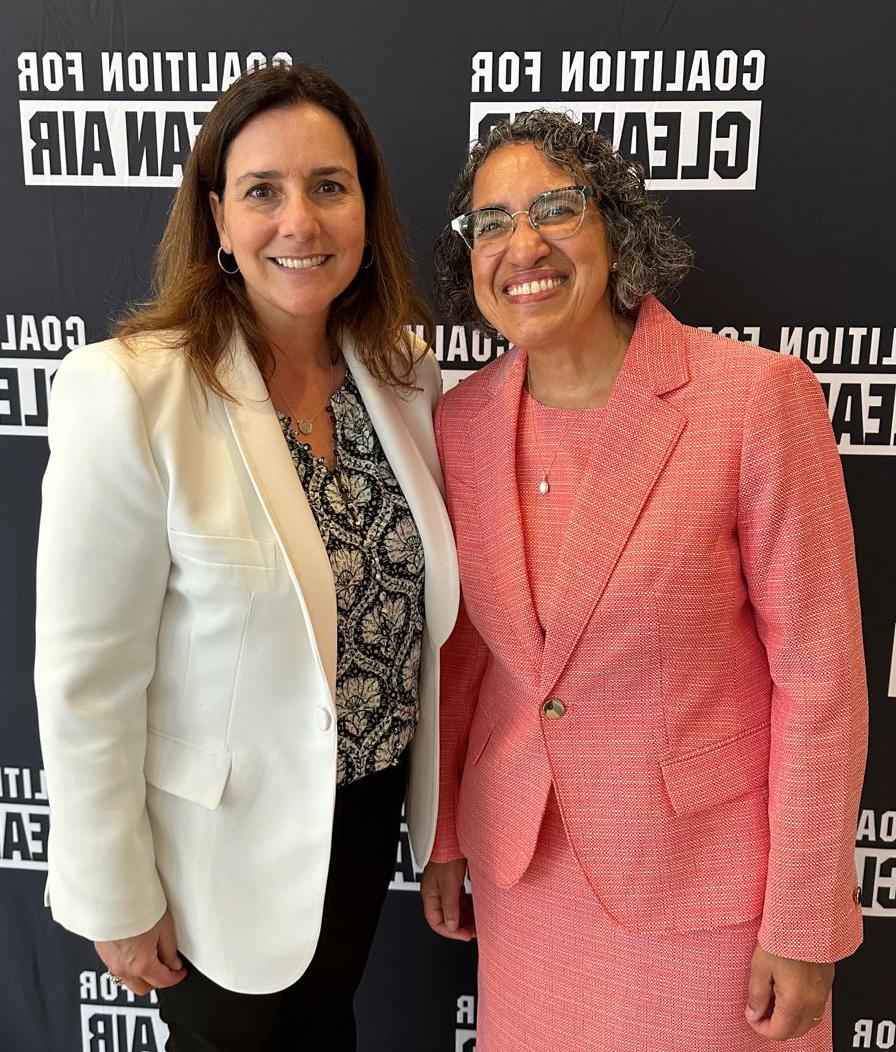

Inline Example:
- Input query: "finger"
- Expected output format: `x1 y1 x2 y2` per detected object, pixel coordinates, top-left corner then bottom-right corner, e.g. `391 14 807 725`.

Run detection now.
803 1003 829 1035
423 897 473 940
744 957 774 1026
787 1000 830 1040
439 877 462 933
752 993 804 1041
157 920 184 973
421 883 474 940
435 890 475 941
139 955 187 990
788 1020 815 1040
431 912 476 942
431 920 475 941
425 873 462 932
421 881 447 932
124 977 153 996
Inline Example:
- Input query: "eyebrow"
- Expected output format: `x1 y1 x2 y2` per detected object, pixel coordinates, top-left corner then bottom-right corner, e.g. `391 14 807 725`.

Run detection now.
471 186 575 211
471 200 510 212
234 166 353 185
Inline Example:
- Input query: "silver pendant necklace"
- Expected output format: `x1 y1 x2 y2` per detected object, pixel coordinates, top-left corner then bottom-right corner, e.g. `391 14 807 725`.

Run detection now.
525 330 626 494
271 353 337 437
526 362 562 496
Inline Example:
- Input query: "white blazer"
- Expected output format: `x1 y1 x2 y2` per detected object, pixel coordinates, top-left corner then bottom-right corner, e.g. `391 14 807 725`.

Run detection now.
34 328 459 994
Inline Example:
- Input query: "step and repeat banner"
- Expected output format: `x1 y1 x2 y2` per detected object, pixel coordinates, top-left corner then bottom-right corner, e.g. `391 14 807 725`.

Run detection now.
2 2 894 1049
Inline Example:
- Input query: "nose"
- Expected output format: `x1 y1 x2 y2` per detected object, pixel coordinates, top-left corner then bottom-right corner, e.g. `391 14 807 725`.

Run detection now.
279 190 321 241
503 212 550 265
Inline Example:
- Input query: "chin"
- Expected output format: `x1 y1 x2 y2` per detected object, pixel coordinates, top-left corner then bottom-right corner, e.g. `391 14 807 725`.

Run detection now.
503 323 557 350
279 294 338 318
496 306 567 344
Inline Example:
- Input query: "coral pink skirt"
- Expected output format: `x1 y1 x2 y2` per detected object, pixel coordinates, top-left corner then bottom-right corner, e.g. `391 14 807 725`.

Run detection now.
470 792 831 1052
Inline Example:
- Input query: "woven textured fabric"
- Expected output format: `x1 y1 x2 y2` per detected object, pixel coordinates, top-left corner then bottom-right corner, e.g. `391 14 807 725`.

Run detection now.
432 296 867 986
472 791 832 1052
517 392 606 631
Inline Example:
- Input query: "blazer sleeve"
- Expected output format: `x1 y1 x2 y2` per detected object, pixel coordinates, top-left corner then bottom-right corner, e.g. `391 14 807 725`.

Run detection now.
35 346 170 941
737 353 867 963
430 399 489 862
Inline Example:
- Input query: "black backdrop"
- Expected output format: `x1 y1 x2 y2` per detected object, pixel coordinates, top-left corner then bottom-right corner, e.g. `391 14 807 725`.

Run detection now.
2 2 894 1049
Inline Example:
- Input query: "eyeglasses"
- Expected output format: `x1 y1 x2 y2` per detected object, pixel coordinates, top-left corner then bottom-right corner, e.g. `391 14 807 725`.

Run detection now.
451 185 596 255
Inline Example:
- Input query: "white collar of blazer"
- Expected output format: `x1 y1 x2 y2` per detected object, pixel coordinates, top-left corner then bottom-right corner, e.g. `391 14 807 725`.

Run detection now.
218 328 458 702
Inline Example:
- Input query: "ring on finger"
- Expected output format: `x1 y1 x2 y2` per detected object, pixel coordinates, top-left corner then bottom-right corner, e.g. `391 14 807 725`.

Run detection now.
102 972 126 987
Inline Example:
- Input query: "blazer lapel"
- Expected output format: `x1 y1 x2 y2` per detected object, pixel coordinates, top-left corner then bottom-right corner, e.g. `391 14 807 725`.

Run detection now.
342 337 459 649
540 297 689 696
219 333 338 700
470 350 544 678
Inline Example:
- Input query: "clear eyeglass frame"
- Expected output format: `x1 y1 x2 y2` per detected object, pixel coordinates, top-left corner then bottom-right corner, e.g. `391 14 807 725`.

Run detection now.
451 185 596 255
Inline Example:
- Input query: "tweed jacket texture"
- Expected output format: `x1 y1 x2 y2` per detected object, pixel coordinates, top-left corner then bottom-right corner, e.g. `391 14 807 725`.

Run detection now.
432 296 867 963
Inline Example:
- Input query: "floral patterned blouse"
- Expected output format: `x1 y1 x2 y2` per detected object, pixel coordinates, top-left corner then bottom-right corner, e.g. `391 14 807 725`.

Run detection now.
278 368 425 786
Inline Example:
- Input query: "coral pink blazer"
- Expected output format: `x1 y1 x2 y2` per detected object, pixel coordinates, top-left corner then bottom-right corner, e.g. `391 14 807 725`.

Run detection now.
432 297 867 963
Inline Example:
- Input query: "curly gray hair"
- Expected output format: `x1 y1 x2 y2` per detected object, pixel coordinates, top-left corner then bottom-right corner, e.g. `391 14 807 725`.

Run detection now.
434 110 694 334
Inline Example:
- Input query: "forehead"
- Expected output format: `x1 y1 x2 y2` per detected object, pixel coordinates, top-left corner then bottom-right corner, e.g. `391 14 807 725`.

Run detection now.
225 102 358 176
471 143 574 207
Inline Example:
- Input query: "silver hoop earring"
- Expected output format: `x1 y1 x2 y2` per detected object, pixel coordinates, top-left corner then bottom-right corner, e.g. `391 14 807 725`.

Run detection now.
217 247 240 275
359 242 374 270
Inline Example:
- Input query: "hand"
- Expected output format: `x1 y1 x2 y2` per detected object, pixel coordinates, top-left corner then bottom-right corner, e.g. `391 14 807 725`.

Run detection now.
421 858 476 941
744 943 834 1041
94 909 187 994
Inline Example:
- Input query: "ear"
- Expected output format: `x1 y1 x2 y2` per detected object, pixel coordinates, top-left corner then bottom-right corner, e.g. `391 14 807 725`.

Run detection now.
208 191 228 251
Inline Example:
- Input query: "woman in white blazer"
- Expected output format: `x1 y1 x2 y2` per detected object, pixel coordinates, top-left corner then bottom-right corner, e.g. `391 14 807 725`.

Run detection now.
34 64 458 1051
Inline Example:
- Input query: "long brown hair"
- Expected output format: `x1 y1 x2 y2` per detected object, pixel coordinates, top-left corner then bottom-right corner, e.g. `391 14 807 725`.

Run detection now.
115 64 432 395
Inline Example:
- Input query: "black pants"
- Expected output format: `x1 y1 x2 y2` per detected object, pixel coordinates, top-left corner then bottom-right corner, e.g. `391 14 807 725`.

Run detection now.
157 755 407 1051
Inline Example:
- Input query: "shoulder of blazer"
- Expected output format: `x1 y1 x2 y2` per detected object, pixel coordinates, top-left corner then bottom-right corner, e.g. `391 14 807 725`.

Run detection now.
676 320 821 414
438 347 521 425
59 331 191 388
55 332 209 434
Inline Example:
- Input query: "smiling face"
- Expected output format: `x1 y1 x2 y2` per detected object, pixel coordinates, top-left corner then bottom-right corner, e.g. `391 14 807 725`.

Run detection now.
468 143 615 353
209 102 366 338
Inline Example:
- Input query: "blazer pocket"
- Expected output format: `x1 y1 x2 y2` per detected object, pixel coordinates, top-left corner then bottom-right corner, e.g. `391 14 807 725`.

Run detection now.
144 728 232 811
659 721 770 817
466 709 495 767
168 529 276 570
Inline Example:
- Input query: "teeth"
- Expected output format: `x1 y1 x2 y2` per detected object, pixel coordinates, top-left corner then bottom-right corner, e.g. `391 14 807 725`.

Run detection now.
506 276 565 297
274 255 327 269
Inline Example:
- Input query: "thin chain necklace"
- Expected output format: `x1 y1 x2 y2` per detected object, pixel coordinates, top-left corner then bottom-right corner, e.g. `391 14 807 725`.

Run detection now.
525 344 621 495
271 352 338 437
526 364 562 495
277 369 363 526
